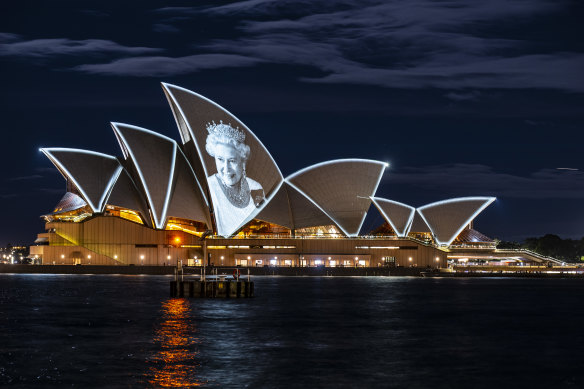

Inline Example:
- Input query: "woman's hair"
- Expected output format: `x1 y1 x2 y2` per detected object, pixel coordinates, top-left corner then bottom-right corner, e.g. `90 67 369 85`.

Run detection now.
205 121 250 161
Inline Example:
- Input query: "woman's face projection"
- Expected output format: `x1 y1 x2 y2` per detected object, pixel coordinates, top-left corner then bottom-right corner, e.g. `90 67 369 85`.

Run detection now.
214 142 244 187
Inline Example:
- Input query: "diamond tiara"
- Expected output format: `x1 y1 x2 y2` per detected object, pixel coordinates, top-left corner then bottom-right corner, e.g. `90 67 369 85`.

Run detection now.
206 120 245 143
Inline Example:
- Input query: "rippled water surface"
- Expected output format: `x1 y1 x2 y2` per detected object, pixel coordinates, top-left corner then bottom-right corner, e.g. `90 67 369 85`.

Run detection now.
1 275 584 388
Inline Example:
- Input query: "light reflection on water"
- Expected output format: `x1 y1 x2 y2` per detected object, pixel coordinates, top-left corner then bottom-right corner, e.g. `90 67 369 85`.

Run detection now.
2 275 584 388
147 298 203 387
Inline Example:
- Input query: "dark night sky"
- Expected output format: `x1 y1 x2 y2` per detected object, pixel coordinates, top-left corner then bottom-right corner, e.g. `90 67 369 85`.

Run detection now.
1 0 583 245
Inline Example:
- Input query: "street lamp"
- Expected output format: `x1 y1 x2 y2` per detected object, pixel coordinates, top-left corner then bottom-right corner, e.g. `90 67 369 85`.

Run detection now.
172 236 182 281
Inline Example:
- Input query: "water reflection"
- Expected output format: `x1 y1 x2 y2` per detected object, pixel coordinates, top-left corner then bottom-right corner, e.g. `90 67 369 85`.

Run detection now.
148 298 202 387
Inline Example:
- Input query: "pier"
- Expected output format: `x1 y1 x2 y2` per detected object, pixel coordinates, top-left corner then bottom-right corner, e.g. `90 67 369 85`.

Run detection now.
170 262 254 298
170 279 254 298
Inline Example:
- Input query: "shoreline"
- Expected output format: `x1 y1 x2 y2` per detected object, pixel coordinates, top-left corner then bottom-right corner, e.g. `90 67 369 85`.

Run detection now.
0 264 416 276
2 265 584 278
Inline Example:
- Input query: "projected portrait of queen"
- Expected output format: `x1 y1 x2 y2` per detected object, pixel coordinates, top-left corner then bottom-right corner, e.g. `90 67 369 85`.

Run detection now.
205 120 265 236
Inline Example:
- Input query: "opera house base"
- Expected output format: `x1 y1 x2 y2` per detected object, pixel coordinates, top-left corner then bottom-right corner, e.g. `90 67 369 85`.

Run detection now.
171 279 254 298
0 264 423 276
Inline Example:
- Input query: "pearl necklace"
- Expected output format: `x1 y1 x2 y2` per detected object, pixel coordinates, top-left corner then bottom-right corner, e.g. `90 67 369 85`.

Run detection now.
217 174 250 208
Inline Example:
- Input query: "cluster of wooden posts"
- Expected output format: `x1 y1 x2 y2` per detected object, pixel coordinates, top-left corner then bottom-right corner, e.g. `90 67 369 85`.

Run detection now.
170 279 254 298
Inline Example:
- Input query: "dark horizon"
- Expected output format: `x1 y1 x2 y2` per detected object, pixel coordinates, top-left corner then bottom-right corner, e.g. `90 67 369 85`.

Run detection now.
1 1 583 245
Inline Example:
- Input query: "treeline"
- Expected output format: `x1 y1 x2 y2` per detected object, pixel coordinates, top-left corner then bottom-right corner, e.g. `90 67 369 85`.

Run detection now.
497 234 584 262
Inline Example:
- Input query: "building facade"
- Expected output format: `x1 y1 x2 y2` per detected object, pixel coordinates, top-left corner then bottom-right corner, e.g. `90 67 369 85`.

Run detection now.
31 83 504 268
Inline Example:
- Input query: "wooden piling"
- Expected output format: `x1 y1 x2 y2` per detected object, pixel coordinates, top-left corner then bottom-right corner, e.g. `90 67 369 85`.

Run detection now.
170 280 254 298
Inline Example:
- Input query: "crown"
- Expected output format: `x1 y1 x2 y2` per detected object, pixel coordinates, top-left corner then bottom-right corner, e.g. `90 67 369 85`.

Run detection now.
206 120 245 143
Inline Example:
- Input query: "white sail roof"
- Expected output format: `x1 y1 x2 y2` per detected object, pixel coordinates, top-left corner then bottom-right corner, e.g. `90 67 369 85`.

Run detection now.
160 82 284 237
255 182 335 230
286 159 388 236
409 210 432 233
371 198 415 237
107 167 153 228
40 148 122 213
417 197 496 245
111 123 209 229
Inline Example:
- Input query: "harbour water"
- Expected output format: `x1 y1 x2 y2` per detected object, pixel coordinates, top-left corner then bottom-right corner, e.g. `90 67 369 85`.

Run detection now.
1 274 584 388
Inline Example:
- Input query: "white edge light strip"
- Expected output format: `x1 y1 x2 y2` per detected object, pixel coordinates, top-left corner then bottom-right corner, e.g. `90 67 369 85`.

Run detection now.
161 86 191 144
370 197 415 237
160 82 285 237
176 147 209 208
159 143 177 229
286 158 388 181
112 130 129 159
40 148 119 213
354 162 388 236
110 122 177 229
98 165 123 212
160 83 210 207
286 159 389 237
417 197 497 246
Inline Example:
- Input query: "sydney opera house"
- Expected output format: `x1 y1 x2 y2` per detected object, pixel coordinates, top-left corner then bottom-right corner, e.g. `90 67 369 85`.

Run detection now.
30 83 513 268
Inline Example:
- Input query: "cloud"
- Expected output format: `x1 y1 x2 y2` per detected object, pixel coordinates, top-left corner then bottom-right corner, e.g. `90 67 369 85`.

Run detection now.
299 53 584 92
193 0 583 92
153 7 199 14
0 32 20 42
445 91 482 102
386 164 584 200
11 1 580 92
9 174 43 181
524 119 556 127
153 24 180 34
35 167 59 174
202 0 286 15
38 188 64 194
0 38 162 58
72 54 264 76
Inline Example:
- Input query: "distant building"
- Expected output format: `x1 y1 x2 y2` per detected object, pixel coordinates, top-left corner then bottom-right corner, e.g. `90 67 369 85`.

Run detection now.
30 84 550 267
